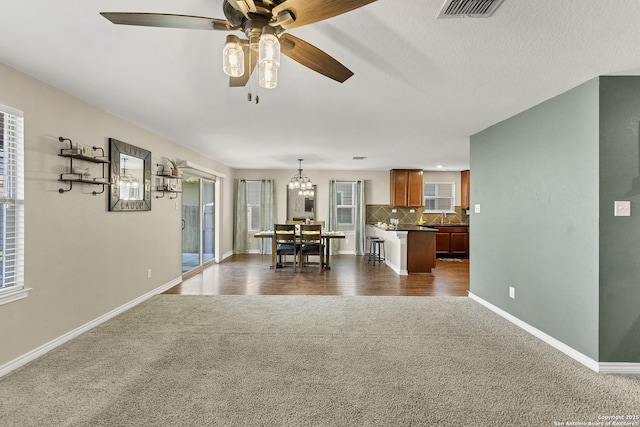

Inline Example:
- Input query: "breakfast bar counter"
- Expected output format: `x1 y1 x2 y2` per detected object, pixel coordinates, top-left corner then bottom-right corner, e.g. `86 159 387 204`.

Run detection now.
366 224 438 275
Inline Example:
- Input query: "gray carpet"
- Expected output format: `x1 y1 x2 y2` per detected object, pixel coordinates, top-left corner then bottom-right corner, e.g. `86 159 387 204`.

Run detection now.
1 296 639 426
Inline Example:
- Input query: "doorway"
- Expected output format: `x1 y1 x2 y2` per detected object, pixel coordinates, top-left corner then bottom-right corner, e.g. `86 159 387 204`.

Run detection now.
182 176 216 274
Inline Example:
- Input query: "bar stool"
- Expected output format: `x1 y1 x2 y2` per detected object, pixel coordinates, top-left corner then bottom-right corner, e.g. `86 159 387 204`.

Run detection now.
370 239 386 266
367 236 380 262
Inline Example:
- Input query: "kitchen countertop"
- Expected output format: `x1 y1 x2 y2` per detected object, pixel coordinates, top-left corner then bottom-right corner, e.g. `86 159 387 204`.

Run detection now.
423 223 469 227
370 223 468 232
371 224 437 232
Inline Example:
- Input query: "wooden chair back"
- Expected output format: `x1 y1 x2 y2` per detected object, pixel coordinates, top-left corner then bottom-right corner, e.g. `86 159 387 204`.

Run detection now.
274 223 298 270
274 223 297 245
309 220 325 229
299 224 323 271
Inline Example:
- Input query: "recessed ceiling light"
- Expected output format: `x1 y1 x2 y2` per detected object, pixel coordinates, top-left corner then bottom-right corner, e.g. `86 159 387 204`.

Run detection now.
436 164 444 169
353 156 367 160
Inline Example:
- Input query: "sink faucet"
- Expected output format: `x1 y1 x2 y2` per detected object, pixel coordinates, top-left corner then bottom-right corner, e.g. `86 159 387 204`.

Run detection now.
441 211 445 224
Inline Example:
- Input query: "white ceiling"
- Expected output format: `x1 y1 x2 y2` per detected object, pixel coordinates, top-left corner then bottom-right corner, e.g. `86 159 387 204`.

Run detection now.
2 1 640 171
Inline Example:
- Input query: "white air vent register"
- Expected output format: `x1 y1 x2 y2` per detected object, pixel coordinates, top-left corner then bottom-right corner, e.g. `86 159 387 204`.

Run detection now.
437 0 505 19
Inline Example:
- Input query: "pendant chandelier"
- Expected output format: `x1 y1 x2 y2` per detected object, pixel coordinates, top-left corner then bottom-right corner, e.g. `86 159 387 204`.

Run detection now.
288 159 314 196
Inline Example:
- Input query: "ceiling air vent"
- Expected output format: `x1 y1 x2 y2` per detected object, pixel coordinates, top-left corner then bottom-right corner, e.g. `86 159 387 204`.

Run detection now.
437 0 505 19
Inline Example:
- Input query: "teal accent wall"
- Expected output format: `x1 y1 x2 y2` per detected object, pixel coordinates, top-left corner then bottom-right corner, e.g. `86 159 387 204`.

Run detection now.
471 76 640 362
470 78 601 360
599 77 640 362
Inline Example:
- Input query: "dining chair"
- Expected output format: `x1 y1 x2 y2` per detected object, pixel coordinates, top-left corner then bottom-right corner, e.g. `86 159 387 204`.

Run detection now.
299 224 324 272
274 223 298 271
309 220 325 230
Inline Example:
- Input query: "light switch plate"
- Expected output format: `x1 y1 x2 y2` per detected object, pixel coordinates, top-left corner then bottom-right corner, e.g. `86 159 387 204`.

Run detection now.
614 201 631 217
474 204 481 214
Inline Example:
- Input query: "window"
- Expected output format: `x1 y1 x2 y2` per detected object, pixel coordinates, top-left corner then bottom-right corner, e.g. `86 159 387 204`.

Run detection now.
246 180 261 231
336 181 356 230
0 104 26 306
423 182 455 213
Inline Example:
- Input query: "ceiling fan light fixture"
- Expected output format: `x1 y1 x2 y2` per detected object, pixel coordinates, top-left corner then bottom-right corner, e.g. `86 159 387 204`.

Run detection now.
259 66 278 89
258 26 280 89
222 35 245 77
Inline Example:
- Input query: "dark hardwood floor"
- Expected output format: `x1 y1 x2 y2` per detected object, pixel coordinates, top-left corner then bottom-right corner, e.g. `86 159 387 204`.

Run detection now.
164 254 469 296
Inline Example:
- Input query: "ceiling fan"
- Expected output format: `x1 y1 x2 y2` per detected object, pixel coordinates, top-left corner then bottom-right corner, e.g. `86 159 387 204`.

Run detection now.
100 0 377 89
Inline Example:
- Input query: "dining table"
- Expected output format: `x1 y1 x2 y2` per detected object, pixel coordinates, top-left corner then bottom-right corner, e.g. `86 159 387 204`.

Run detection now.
253 229 346 270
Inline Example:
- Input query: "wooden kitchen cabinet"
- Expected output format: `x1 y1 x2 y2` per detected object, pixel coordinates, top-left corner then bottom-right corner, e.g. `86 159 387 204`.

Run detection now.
407 230 436 273
460 170 470 209
450 231 469 256
434 226 469 257
390 169 423 207
435 231 450 254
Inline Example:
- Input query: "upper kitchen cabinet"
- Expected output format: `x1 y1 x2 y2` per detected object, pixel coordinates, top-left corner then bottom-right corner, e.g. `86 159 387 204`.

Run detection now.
460 170 470 209
390 169 424 208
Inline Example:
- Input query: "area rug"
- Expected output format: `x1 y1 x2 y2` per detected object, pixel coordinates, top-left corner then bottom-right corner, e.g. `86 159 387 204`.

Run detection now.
1 296 639 426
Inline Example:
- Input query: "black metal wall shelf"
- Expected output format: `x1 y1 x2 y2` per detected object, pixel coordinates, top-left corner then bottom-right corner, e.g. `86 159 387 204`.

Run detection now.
58 136 111 195
155 163 182 199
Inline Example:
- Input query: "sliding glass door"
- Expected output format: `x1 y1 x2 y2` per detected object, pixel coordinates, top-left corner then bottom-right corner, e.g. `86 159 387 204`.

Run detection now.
182 176 216 274
182 179 200 273
202 179 215 264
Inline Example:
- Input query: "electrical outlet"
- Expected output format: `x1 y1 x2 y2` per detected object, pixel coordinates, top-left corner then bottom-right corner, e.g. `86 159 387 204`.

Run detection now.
147 269 152 279
509 286 515 299
474 204 481 214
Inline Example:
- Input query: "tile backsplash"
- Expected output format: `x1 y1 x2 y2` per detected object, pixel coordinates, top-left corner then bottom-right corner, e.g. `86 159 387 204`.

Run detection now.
366 205 469 225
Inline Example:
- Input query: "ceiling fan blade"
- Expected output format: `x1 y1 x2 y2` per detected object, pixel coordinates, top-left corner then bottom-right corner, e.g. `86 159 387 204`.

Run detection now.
100 12 235 31
272 0 377 29
280 34 354 83
229 44 258 87
227 0 257 18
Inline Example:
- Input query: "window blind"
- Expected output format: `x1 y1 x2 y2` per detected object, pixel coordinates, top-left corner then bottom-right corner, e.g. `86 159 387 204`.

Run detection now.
424 182 455 212
0 105 25 293
336 181 356 227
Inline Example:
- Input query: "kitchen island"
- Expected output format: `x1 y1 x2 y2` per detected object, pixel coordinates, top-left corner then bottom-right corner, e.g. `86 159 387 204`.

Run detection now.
366 224 438 275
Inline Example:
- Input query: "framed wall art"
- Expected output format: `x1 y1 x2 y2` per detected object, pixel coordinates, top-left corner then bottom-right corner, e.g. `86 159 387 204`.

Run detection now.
108 138 151 211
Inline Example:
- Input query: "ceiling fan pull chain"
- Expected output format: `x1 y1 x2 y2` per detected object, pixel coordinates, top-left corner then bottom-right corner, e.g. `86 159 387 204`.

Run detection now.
251 73 260 104
247 92 252 102
252 66 259 104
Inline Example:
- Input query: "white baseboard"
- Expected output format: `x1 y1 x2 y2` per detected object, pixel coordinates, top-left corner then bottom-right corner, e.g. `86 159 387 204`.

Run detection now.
469 292 640 374
598 363 640 374
0 276 182 379
385 261 407 276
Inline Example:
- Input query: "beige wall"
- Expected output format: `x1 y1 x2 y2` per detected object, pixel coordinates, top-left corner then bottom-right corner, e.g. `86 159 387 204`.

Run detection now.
235 169 391 253
0 62 234 367
236 169 391 222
